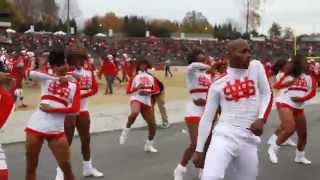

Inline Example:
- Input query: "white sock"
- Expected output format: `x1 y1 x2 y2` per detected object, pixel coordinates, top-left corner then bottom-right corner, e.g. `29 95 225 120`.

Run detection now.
83 159 93 169
271 140 280 150
176 164 187 172
296 150 305 157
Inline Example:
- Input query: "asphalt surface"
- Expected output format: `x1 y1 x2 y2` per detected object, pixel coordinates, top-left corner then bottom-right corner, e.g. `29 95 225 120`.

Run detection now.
3 105 320 180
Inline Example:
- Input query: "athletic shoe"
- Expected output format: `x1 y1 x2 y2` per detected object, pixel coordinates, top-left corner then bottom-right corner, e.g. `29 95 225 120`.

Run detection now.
161 122 170 129
294 150 312 165
83 167 104 177
282 138 297 147
83 160 104 177
144 140 158 153
18 104 28 108
198 169 203 179
267 134 277 145
55 167 64 180
119 128 130 145
268 144 279 164
174 164 187 180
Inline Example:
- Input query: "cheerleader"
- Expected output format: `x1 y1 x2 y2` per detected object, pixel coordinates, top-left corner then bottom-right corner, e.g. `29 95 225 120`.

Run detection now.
174 51 212 180
267 59 296 147
119 59 160 153
0 72 15 180
268 54 317 164
55 48 103 179
25 49 80 180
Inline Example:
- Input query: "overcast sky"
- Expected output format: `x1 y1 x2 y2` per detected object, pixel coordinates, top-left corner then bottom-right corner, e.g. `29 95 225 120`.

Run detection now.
74 0 320 35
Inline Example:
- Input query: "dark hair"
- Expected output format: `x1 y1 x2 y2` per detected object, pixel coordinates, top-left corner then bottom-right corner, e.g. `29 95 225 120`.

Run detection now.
66 47 87 65
289 54 305 78
187 49 205 64
272 59 287 75
48 49 65 67
136 59 151 72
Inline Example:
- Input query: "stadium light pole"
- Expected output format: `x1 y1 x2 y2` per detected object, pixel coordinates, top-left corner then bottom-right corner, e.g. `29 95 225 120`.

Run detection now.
66 0 70 35
246 0 250 34
294 32 297 55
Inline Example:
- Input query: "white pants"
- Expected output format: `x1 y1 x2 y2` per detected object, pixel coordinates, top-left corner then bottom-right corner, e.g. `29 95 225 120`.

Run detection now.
202 124 260 180
15 88 23 102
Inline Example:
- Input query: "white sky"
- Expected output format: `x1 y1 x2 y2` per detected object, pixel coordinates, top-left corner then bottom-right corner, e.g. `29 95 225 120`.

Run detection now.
73 0 320 35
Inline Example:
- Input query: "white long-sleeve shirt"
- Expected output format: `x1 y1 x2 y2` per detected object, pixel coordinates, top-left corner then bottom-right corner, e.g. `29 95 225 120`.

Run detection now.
185 62 212 118
196 60 273 152
127 71 159 106
275 73 317 109
186 62 211 100
73 68 98 112
26 71 80 135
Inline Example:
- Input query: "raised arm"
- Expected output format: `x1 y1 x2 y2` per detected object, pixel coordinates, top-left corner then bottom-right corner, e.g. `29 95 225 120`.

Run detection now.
294 75 317 102
256 62 273 122
44 84 81 114
29 71 57 81
196 84 220 152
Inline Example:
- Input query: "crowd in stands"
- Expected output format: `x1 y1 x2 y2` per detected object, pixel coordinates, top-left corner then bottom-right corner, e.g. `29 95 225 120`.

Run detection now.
2 33 320 66
1 33 320 109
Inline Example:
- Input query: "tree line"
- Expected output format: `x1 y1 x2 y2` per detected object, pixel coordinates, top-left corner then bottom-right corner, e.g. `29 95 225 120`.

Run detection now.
0 0 302 40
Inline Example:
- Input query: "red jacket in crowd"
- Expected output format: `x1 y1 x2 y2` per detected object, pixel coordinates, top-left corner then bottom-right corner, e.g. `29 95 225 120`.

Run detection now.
100 59 117 76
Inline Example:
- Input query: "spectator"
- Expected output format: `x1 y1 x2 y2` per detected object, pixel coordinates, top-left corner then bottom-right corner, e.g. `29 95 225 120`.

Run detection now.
164 59 173 78
151 75 170 128
99 54 117 95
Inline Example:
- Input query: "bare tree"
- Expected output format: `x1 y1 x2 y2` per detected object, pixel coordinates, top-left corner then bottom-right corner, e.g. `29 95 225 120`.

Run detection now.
236 0 267 33
8 0 59 24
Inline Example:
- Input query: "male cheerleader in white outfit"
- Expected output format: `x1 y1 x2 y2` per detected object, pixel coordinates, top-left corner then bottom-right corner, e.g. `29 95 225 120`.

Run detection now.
193 39 273 180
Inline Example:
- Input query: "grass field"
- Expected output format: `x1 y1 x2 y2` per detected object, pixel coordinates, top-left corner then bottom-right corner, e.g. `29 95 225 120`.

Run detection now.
19 70 188 111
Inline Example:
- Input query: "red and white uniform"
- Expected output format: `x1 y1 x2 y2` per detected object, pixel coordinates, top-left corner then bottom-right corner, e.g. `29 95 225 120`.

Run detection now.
185 63 211 122
126 71 159 107
73 68 98 113
83 60 95 72
0 87 15 179
274 71 287 96
26 71 80 136
196 60 272 180
274 73 317 110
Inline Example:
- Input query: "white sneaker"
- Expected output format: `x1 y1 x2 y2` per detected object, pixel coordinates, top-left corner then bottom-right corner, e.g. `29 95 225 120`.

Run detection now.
282 138 297 147
119 128 130 145
83 160 104 177
144 140 158 153
268 144 279 164
55 167 64 180
83 167 104 177
161 122 170 129
267 134 277 145
294 150 312 165
174 164 187 180
198 169 203 179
